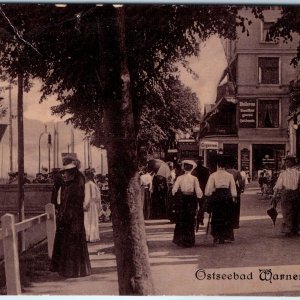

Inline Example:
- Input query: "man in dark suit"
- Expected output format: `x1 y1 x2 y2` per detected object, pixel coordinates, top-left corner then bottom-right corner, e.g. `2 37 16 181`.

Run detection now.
192 156 210 225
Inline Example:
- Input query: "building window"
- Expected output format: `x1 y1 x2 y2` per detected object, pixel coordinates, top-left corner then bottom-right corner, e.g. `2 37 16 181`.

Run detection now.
258 57 280 84
258 100 279 128
261 22 274 42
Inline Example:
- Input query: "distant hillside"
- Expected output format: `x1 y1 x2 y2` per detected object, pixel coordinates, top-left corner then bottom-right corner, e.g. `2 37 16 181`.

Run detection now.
0 118 107 178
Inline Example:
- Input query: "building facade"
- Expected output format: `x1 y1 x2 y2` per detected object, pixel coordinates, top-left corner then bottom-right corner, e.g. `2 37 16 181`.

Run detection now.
202 7 299 179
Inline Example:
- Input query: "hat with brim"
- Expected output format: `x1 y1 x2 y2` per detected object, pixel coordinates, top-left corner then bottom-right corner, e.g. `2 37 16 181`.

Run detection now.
284 155 296 161
61 162 77 171
182 159 197 171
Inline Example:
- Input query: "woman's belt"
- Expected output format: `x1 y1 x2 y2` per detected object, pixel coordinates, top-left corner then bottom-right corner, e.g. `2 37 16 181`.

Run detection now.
182 192 194 195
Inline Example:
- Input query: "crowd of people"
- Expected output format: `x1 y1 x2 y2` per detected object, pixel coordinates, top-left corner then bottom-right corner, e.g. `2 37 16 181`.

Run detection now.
139 154 247 247
8 151 299 279
43 152 246 279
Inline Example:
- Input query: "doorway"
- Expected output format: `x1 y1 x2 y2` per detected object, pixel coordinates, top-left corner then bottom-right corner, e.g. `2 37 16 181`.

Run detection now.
252 144 285 179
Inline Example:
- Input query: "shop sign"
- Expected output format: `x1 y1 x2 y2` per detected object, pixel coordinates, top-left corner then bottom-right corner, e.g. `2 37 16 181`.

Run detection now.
167 149 178 153
240 148 250 171
200 141 219 150
239 99 256 128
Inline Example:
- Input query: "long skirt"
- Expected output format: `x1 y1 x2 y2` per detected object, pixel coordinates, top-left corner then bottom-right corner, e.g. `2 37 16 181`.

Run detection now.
151 176 168 219
173 194 197 247
232 194 241 229
84 201 100 242
50 218 92 278
166 186 176 222
280 189 300 235
209 188 234 243
141 186 151 220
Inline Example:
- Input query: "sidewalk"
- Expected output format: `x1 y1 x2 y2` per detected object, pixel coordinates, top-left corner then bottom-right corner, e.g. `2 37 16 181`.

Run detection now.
23 183 300 296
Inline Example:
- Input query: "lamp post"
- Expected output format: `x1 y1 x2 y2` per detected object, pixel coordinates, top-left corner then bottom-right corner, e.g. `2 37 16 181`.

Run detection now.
48 133 52 174
8 84 13 172
38 125 47 173
70 128 75 153
100 144 104 175
87 136 90 169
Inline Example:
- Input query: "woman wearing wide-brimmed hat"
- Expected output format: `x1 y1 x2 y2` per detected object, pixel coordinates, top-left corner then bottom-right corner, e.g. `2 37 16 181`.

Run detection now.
172 160 203 247
50 162 91 278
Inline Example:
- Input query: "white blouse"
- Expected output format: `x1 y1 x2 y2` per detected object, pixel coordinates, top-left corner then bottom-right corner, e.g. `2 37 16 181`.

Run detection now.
205 169 237 197
172 173 203 199
84 181 101 209
274 168 300 191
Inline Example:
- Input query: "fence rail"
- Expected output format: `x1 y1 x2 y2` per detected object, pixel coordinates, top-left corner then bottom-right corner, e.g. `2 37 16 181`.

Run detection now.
0 203 56 295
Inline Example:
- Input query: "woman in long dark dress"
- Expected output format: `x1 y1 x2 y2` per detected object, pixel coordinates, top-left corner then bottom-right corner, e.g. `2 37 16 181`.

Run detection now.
50 162 92 278
205 155 237 244
171 160 203 247
151 174 168 219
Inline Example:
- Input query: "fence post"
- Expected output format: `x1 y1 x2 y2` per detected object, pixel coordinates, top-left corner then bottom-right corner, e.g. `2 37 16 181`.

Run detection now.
45 203 56 258
1 214 21 295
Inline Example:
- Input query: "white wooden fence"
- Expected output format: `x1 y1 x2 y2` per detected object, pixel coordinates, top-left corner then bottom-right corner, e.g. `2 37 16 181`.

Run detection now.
0 203 56 295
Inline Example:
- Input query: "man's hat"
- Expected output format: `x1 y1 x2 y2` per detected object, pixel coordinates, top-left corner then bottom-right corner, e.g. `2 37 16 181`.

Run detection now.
284 155 297 161
61 162 77 171
62 153 78 161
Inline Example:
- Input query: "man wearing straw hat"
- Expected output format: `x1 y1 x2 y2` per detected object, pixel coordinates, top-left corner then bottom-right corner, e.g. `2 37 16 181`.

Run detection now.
272 155 300 237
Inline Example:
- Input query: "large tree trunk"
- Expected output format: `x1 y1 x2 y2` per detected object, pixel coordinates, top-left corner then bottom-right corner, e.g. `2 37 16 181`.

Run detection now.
100 7 154 295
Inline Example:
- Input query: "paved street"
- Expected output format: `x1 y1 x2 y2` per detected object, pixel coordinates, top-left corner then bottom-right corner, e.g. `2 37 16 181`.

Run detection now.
24 181 300 296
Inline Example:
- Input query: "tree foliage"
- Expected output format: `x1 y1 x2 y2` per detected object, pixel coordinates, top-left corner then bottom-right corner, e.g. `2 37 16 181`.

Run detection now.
137 77 200 152
268 6 300 66
0 4 263 295
0 4 248 148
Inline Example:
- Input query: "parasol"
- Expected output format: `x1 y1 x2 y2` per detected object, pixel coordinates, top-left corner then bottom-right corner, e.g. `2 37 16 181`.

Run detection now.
148 159 171 178
157 162 171 178
267 207 278 227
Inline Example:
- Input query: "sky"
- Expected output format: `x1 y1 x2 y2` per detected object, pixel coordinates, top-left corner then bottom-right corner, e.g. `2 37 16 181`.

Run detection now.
0 35 227 178
179 36 227 112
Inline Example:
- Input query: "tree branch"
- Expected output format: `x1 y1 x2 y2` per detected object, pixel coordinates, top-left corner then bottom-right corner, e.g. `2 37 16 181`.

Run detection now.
0 7 42 56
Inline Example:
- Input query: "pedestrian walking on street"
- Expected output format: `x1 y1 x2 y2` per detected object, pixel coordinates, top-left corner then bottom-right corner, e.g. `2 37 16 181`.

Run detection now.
205 154 237 244
84 168 101 243
225 155 245 229
272 155 300 237
192 156 210 226
140 167 153 220
50 161 92 278
151 170 169 219
172 160 203 247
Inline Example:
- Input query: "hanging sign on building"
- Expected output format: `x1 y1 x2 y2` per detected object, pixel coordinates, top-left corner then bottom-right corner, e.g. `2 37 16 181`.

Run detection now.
178 140 199 160
240 148 250 171
199 140 219 150
239 99 256 128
